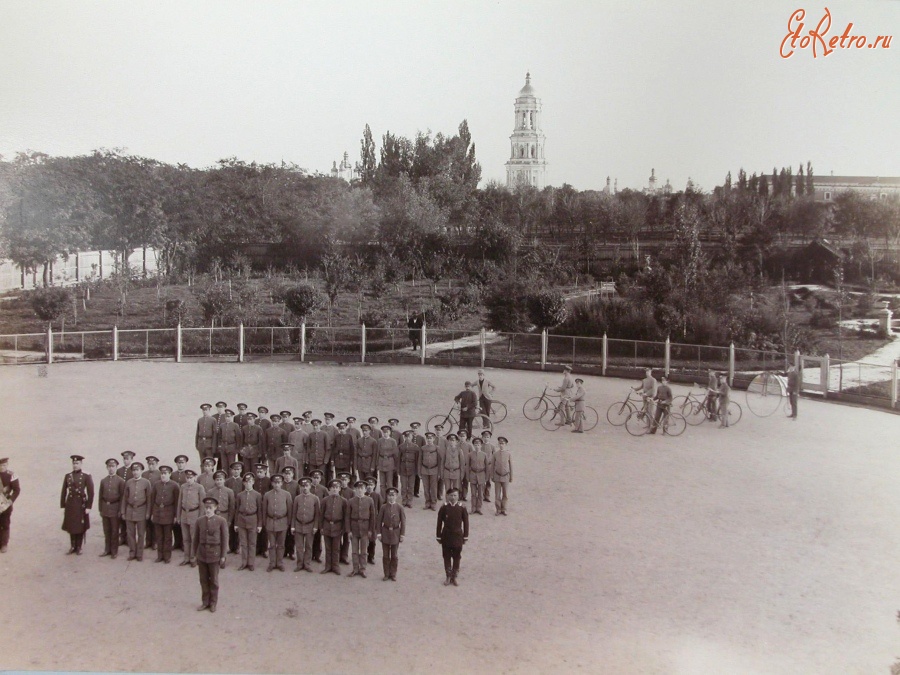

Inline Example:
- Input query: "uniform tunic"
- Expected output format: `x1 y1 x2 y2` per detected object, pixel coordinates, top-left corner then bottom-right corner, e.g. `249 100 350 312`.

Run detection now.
241 425 264 464
150 481 180 525
206 486 236 525
121 477 151 522
61 470 94 534
332 434 356 475
355 437 378 477
195 416 217 460
319 494 347 572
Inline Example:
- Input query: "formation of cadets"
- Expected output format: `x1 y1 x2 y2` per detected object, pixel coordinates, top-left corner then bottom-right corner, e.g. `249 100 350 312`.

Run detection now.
59 399 513 607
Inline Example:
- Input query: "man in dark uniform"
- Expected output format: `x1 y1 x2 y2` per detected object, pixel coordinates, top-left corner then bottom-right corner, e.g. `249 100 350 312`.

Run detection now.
265 414 287 475
453 381 479 440
309 469 328 562
143 455 162 550
291 476 320 572
198 457 217 492
376 486 405 581
116 450 135 545
418 432 441 511
212 401 228 467
355 424 378 486
98 458 125 558
409 421 425 498
216 410 242 471
176 469 204 566
253 463 271 559
397 431 420 508
332 421 356 483
278 411 295 436
346 416 361 443
281 466 299 560
171 454 190 550
195 403 217 466
224 461 244 554
345 479 376 578
207 471 235 552
262 473 292 572
257 407 272 432
436 487 469 586
321 412 338 445
234 472 262 571
150 465 180 563
305 419 332 484
0 457 21 553
240 413 264 474
61 454 94 555
787 365 800 419
121 461 150 561
234 402 251 428
364 476 382 565
192 496 228 613
319 478 347 575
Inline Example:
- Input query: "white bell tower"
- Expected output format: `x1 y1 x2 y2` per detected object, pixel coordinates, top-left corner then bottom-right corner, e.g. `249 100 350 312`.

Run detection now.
505 72 547 189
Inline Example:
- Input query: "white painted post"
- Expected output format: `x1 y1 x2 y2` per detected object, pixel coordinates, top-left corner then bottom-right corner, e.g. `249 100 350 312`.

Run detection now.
822 354 830 399
891 359 898 408
794 349 801 371
98 250 103 279
540 329 548 370
300 322 306 362
176 322 182 362
46 325 53 364
728 342 735 386
664 337 671 377
361 323 366 363
238 322 244 363
112 325 119 361
480 328 486 368
420 322 426 365
602 333 608 376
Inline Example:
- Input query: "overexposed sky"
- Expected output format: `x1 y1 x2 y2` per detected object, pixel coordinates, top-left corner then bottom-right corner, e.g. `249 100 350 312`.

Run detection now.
0 0 898 192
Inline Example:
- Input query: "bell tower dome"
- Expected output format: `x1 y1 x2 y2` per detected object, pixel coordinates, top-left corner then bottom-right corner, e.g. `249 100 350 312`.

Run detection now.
505 72 547 189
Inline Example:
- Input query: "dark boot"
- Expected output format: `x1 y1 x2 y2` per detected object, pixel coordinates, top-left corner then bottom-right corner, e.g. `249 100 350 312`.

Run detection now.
390 558 398 581
383 559 390 581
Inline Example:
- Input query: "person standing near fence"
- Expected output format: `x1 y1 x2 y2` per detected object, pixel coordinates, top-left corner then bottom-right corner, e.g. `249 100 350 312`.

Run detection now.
786 365 800 420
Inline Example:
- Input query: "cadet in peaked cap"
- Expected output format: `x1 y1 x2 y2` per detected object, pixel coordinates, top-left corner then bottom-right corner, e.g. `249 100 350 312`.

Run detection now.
200 403 212 410
174 454 189 464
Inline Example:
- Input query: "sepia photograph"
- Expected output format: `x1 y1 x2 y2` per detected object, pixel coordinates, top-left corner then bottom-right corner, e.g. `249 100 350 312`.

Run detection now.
1 1 899 673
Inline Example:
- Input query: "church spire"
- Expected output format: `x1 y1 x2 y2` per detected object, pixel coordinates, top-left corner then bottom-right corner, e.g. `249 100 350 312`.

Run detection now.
506 73 547 189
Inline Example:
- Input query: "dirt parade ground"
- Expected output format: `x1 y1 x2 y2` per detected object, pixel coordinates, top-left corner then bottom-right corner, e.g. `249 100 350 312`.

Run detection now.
2 360 900 674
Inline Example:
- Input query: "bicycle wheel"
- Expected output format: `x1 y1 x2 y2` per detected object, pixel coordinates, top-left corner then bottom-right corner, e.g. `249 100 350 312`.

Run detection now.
726 401 742 426
581 406 599 431
783 398 793 417
523 397 548 421
673 396 705 426
663 412 686 437
606 400 634 426
540 405 566 431
488 400 507 424
471 414 493 435
625 410 651 436
426 414 456 436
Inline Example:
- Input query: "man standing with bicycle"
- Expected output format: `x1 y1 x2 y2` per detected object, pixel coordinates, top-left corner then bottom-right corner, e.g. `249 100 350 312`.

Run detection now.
633 368 658 421
717 373 732 428
571 379 586 433
786 365 800 420
474 369 495 418
554 365 576 423
454 382 479 440
649 375 673 434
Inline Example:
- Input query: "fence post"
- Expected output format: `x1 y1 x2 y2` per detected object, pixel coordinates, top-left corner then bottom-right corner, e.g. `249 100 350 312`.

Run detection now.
113 325 119 361
822 354 830 399
361 323 366 363
794 350 800 370
480 328 486 368
540 329 547 370
238 322 244 363
892 359 898 408
664 337 671 377
176 323 182 362
420 322 426 365
300 322 306 362
46 325 53 364
602 333 608 376
728 342 735 386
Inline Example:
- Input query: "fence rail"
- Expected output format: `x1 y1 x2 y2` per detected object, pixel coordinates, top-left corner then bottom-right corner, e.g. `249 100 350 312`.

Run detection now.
1 323 896 410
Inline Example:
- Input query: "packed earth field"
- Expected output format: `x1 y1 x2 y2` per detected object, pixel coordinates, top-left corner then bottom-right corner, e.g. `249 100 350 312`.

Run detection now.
2 361 900 674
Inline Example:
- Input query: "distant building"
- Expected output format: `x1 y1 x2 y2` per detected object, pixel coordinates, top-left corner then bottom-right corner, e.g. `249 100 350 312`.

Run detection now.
505 72 548 189
811 175 900 202
330 151 356 182
642 168 672 196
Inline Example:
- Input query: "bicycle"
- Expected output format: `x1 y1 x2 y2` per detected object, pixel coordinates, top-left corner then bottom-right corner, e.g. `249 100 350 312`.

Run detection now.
426 404 493 437
539 398 599 432
671 384 716 426
625 405 686 437
482 399 508 424
522 386 561 421
606 390 649 426
710 400 742 426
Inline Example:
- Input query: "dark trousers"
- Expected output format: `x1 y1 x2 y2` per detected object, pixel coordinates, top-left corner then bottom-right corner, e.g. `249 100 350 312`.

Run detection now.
198 560 220 607
295 532 313 568
228 524 239 553
119 519 128 545
154 523 173 560
441 543 462 576
256 526 267 556
312 530 323 560
145 517 155 548
340 531 350 562
461 477 469 501
285 529 294 558
267 529 286 569
324 534 341 572
479 396 492 417
101 515 120 556
173 521 183 550
238 527 257 568
789 392 798 418
379 471 395 500
126 519 146 559
69 533 85 551
367 537 376 563
382 542 399 578
459 416 474 439
651 404 670 433
414 474 421 497
0 507 11 548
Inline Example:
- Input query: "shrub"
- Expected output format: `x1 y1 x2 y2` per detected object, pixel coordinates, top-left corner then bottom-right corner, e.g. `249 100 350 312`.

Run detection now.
527 289 568 330
809 309 835 329
29 287 72 327
283 282 326 325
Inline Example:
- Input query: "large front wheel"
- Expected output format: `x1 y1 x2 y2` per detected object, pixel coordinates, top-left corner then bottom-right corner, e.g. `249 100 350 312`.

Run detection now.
625 410 650 436
606 400 633 426
540 405 566 431
727 401 742 425
522 397 548 421
426 414 456 436
663 413 686 436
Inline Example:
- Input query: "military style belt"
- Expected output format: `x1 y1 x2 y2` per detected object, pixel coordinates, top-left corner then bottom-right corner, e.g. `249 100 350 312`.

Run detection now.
102 499 120 504
384 526 398 530
299 519 315 525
